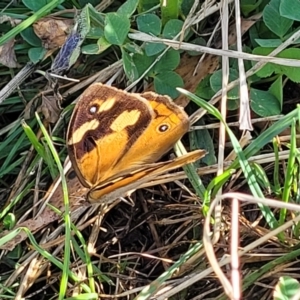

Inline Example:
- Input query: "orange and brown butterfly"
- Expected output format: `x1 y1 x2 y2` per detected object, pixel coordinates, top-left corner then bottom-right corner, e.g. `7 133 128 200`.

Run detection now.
67 83 206 203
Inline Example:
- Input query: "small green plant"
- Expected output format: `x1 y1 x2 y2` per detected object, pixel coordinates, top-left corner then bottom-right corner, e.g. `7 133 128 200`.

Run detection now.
196 0 300 117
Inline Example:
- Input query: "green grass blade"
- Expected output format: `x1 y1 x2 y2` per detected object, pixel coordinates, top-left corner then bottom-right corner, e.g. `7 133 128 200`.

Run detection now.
273 138 281 194
279 119 297 225
203 169 234 216
178 88 278 229
35 112 71 299
174 140 206 199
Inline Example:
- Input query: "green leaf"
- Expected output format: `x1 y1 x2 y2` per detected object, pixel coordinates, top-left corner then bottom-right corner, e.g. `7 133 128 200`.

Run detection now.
104 13 130 45
28 47 47 63
160 0 179 25
97 36 111 53
227 99 239 110
162 19 184 39
81 43 100 54
252 47 276 77
0 126 29 178
3 213 16 230
78 0 98 6
82 35 111 54
280 0 300 21
269 75 283 110
70 50 82 70
20 26 42 47
210 69 240 99
263 0 293 38
189 118 216 166
255 38 282 47
22 0 50 11
137 14 161 35
132 53 156 76
187 37 206 56
250 88 281 116
154 71 183 98
274 276 300 300
154 49 180 72
253 47 300 82
138 0 160 12
86 3 105 30
195 75 215 100
277 49 300 82
122 49 139 81
118 0 138 17
145 42 166 56
123 42 143 54
87 27 104 39
241 0 263 17
181 0 194 16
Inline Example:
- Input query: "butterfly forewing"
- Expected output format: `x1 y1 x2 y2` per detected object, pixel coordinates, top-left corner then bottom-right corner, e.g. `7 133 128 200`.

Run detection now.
67 84 154 187
67 83 200 203
105 92 190 176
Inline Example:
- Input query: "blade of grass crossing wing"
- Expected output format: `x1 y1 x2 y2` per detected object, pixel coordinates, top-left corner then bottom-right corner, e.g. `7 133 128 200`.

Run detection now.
174 140 206 199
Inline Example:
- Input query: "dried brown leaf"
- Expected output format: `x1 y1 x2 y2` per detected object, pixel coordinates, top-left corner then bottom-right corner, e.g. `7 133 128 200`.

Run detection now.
24 94 61 123
33 17 74 49
0 15 22 26
0 39 20 68
37 94 61 123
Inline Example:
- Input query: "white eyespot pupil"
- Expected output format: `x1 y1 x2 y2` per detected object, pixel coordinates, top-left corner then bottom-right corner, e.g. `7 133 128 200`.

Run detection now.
90 106 97 114
159 124 169 132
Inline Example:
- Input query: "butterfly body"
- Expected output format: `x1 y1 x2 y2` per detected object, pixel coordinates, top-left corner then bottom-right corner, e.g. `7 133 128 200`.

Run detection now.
67 83 205 203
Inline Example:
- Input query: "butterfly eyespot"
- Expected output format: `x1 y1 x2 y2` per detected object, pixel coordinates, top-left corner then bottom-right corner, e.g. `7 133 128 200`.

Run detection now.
158 124 170 132
89 105 97 114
